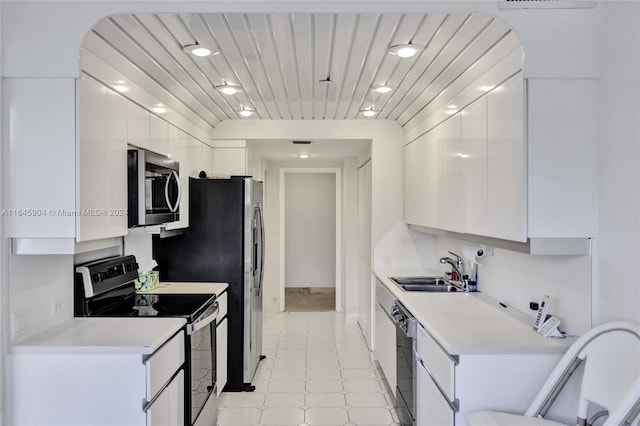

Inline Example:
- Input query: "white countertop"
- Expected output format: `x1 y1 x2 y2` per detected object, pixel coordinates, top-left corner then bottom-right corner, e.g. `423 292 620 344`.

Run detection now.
142 281 228 296
11 317 186 355
374 268 575 356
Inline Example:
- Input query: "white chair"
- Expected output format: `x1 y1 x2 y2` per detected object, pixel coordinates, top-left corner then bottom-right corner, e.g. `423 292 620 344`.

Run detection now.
467 321 640 426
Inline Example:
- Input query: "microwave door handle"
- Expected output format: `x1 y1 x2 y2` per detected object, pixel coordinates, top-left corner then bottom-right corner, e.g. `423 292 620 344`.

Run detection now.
165 170 181 213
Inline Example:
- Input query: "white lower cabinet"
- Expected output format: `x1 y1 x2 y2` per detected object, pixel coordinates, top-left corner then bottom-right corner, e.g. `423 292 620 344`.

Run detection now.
415 323 566 426
374 279 396 393
416 359 455 426
146 370 184 426
11 329 186 426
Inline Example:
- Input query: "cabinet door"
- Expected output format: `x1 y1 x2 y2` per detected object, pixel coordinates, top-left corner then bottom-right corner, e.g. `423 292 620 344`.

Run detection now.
149 115 168 155
487 73 526 241
77 76 107 242
105 89 128 238
374 302 396 392
188 138 203 178
438 114 463 232
146 369 184 426
462 96 488 236
404 135 430 227
128 103 150 150
416 360 454 426
216 318 228 396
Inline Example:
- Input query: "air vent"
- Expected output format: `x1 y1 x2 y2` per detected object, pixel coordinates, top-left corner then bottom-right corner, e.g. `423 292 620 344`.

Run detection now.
292 140 312 145
499 0 595 9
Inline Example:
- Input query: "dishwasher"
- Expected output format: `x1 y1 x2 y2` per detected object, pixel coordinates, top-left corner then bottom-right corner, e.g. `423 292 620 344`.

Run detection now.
391 299 417 426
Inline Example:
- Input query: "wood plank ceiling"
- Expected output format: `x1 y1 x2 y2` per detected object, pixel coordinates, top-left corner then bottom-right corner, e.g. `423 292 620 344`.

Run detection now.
82 12 515 133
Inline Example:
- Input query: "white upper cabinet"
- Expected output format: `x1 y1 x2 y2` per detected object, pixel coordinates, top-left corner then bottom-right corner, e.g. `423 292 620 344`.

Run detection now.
188 137 204 178
404 136 429 227
77 76 128 242
127 102 150 150
403 73 526 242
527 79 598 239
5 78 77 240
437 114 463 232
487 73 527 242
104 89 129 239
149 115 168 156
461 96 488 237
77 76 107 242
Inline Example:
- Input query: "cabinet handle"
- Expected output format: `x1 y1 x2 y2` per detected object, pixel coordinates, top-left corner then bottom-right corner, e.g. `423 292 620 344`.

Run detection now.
416 354 460 413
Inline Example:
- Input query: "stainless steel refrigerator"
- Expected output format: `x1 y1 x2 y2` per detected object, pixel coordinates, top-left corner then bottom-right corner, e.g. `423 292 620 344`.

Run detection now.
153 176 264 392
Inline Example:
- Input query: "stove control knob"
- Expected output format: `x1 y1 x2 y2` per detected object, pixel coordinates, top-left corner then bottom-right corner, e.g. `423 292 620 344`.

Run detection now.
92 273 101 282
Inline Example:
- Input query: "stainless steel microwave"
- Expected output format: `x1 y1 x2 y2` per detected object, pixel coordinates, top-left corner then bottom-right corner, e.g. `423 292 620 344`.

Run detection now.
127 149 181 227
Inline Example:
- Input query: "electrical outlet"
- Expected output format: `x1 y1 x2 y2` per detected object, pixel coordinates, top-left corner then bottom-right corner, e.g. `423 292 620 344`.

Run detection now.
384 256 391 266
11 310 28 339
51 300 64 317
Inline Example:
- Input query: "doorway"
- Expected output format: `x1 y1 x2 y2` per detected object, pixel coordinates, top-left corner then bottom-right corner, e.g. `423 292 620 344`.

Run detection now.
279 168 342 312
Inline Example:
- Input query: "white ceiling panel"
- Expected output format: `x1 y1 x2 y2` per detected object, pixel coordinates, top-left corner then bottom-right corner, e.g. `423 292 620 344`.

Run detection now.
82 12 522 130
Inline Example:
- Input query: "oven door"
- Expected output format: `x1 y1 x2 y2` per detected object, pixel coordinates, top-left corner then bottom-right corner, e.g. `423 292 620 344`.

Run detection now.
188 302 218 426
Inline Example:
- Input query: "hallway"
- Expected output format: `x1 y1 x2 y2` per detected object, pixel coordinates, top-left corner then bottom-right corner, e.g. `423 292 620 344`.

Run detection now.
216 311 399 426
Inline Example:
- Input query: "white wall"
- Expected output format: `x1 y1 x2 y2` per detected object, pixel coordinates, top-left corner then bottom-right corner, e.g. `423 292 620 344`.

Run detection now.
7 255 74 342
284 173 336 288
596 1 640 325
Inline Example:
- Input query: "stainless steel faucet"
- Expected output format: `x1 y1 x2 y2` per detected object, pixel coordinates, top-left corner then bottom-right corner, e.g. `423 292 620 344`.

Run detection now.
440 251 476 292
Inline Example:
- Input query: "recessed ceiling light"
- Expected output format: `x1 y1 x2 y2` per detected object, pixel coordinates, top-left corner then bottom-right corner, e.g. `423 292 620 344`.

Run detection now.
183 43 218 57
238 107 254 117
388 43 423 58
298 153 310 159
371 85 393 94
215 83 242 95
360 107 379 117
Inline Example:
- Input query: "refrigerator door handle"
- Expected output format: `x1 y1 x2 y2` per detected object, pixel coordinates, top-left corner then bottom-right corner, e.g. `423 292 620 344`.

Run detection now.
253 202 265 296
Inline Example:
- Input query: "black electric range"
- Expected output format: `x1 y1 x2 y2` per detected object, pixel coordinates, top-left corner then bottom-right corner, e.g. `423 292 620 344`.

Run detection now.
74 255 219 426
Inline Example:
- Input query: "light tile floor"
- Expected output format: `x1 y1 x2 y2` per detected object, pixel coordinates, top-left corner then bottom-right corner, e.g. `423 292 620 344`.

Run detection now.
217 311 400 426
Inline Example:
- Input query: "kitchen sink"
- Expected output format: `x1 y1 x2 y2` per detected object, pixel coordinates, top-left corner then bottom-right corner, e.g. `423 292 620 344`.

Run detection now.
390 276 459 292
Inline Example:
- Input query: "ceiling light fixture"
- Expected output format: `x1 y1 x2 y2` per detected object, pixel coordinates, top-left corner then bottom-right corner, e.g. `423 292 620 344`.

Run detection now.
360 107 379 117
215 83 242 95
388 43 423 58
183 43 218 58
298 154 310 159
370 85 393 94
238 107 254 117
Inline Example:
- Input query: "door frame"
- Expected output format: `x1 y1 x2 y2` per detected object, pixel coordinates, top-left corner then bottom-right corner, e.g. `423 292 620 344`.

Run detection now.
279 167 342 312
